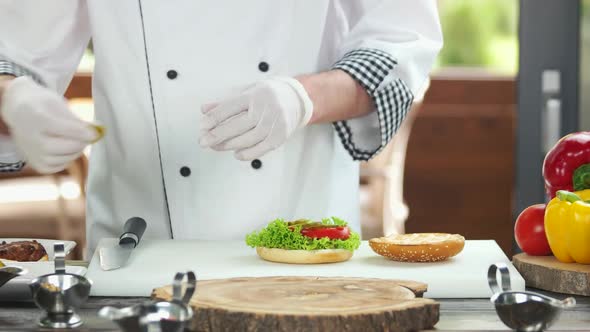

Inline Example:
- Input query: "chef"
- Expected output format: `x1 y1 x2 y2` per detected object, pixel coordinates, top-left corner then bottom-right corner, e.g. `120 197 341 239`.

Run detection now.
0 1 442 255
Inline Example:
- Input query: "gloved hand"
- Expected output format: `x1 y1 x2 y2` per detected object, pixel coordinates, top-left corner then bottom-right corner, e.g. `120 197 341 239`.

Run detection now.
199 77 313 161
0 76 99 174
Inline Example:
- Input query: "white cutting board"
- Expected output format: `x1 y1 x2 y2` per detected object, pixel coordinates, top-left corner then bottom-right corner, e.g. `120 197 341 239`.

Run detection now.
87 239 524 298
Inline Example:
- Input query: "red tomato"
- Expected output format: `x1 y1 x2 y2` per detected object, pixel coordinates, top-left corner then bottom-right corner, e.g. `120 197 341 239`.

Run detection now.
300 226 350 240
514 204 552 256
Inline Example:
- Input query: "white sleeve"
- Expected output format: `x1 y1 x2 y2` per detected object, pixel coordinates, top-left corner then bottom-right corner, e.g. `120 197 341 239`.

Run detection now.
0 0 91 168
330 0 443 161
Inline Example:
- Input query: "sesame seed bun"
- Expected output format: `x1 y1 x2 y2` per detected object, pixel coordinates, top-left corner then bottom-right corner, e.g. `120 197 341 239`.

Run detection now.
256 247 353 264
369 233 465 262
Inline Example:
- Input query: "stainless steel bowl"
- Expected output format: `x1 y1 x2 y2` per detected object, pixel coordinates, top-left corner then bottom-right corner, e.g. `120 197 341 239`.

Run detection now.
99 300 193 332
0 266 26 288
488 263 576 331
99 270 196 332
30 272 92 328
29 242 92 328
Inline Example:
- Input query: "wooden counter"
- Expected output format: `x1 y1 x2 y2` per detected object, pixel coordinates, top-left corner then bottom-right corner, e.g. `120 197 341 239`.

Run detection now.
0 290 587 331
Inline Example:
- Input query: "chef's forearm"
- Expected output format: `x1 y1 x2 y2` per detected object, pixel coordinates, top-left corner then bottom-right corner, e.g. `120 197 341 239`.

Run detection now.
297 70 373 125
0 75 15 135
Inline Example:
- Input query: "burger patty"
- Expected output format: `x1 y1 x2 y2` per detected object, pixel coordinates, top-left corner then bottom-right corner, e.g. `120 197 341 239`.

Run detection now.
0 240 47 261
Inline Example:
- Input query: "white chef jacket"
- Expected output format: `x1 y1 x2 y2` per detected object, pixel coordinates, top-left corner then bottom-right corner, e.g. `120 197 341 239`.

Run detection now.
0 1 442 256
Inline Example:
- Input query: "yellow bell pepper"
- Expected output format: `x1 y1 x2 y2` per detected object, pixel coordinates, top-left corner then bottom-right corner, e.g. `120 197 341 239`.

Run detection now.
545 190 590 264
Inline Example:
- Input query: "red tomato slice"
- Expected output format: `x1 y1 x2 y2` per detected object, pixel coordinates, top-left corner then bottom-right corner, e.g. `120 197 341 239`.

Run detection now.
300 226 350 240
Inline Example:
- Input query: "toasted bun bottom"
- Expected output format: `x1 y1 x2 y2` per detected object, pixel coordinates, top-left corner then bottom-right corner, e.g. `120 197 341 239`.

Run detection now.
256 247 353 264
369 234 465 262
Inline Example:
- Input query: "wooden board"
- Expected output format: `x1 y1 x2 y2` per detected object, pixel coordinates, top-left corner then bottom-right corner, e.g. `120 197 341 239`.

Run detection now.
152 277 439 332
513 253 590 296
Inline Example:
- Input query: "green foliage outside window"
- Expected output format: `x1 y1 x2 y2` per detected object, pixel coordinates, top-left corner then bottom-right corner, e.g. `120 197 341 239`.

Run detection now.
436 0 519 74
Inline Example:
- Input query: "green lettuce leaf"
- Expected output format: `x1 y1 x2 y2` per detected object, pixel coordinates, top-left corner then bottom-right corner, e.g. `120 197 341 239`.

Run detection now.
245 217 361 251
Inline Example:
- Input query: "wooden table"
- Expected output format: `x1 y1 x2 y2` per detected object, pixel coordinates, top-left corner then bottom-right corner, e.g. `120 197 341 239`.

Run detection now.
1 261 588 331
1 290 588 331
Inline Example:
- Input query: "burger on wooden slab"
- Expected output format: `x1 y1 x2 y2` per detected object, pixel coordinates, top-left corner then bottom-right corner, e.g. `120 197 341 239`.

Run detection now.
369 233 465 262
245 218 360 264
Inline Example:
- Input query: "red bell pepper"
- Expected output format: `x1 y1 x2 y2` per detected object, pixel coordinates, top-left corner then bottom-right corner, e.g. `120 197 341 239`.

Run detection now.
543 132 590 198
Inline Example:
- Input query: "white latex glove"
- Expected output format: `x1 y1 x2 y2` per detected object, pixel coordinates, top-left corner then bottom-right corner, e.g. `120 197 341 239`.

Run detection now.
199 77 313 161
0 76 99 174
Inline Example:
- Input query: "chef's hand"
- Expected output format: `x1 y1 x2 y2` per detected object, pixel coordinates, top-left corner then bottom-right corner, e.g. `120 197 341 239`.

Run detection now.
199 77 313 161
0 76 99 174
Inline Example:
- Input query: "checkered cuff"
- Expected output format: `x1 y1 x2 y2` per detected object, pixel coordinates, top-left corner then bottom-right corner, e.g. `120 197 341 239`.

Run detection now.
0 57 40 172
0 57 44 85
0 161 25 172
332 48 414 161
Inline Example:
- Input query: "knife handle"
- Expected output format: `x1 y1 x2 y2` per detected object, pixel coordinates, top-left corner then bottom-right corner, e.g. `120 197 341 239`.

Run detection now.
119 217 147 247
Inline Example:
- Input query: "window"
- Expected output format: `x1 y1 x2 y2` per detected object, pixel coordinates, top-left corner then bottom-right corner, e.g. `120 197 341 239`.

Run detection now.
435 0 519 75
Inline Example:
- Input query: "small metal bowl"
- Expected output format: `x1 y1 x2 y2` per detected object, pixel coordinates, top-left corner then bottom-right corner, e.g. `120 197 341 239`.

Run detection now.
0 266 26 288
488 263 576 331
30 272 92 328
29 242 92 328
99 271 196 332
99 300 193 332
98 303 147 332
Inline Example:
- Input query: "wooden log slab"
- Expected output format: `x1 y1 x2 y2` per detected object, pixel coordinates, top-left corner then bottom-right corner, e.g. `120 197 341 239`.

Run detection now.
513 253 590 296
152 276 439 332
